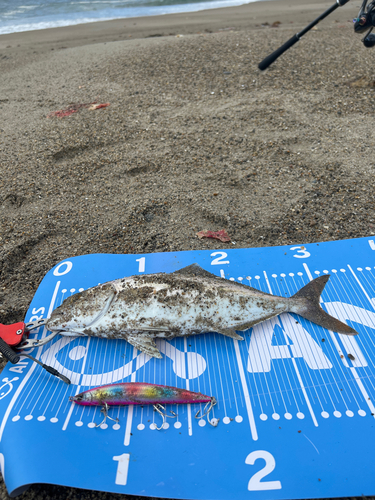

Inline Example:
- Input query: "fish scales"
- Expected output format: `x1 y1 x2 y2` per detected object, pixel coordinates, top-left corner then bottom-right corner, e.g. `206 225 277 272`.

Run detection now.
47 264 358 358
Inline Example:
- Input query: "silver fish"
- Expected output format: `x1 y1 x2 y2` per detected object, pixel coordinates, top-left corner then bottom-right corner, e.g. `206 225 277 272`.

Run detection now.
46 264 357 358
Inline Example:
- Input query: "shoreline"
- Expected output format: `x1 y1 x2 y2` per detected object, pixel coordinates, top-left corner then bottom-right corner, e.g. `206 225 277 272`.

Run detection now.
0 0 355 61
0 0 273 37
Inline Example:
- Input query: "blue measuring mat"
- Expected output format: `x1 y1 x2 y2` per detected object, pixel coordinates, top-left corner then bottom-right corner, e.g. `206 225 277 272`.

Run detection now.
1 236 375 498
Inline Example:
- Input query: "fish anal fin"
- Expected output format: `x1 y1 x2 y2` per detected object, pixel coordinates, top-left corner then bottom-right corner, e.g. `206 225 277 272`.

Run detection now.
216 328 244 340
217 313 283 339
126 333 163 358
234 312 282 331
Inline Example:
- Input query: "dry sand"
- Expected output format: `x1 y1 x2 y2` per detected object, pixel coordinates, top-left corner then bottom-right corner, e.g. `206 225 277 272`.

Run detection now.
1 0 375 498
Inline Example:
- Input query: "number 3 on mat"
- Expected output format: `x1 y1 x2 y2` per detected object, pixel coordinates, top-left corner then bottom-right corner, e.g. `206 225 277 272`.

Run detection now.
245 451 282 491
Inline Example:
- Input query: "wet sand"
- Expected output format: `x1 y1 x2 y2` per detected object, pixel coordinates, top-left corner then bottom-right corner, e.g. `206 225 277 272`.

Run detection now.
1 0 374 498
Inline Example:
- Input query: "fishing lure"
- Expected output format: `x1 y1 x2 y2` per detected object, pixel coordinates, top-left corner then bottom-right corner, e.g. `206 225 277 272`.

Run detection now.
69 382 218 429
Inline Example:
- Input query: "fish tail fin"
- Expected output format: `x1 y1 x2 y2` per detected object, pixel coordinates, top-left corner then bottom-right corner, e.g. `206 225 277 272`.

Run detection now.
290 275 358 335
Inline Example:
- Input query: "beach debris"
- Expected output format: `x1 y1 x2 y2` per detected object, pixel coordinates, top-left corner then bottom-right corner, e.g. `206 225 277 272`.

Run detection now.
47 103 88 118
88 102 110 110
259 21 282 28
20 264 358 360
47 102 110 118
348 76 375 88
196 229 231 242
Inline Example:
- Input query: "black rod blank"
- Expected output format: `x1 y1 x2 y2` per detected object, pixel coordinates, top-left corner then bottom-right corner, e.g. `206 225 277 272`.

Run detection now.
258 0 351 71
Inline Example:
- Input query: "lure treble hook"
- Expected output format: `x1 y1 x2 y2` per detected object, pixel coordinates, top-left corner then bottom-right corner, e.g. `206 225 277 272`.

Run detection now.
153 403 177 430
95 403 120 428
195 397 219 427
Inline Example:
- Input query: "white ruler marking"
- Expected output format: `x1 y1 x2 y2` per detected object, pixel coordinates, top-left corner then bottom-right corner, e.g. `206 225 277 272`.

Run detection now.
124 347 138 446
62 337 91 431
304 262 375 418
233 339 258 441
348 265 375 310
350 368 375 416
271 268 318 426
185 337 193 436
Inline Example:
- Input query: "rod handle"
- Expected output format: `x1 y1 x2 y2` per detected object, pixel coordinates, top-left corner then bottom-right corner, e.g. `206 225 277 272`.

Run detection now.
258 34 299 70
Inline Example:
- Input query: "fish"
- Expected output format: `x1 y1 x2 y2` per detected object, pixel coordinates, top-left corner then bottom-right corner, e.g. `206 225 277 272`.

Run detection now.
70 382 218 428
47 263 358 359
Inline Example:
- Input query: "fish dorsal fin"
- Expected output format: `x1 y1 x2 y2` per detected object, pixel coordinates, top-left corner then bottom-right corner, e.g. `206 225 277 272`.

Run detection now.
173 264 222 280
172 264 266 293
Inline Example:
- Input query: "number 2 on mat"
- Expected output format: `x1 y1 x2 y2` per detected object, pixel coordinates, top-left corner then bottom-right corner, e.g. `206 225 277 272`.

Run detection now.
245 450 282 491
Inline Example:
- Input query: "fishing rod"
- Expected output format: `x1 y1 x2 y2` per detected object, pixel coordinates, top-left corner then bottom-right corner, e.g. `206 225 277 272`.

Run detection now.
258 0 375 71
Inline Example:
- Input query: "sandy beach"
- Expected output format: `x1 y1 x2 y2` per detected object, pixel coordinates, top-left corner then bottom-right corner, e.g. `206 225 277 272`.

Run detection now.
1 0 375 497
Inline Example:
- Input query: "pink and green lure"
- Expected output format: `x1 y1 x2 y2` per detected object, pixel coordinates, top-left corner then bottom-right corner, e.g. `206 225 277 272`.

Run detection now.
69 382 218 429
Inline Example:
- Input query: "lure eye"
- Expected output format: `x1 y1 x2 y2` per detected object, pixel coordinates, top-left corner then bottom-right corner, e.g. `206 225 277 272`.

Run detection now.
73 394 83 402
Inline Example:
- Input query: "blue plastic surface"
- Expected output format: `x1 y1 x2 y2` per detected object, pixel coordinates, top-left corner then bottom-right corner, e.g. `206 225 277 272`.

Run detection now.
1 237 375 498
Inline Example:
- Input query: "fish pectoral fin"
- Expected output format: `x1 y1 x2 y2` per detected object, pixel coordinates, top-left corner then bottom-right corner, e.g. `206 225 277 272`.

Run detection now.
216 328 244 340
126 333 163 359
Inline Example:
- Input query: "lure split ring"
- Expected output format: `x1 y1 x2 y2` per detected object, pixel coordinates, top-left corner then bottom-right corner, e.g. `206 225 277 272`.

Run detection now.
195 397 219 427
